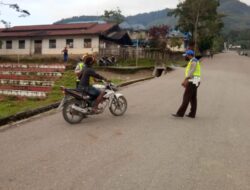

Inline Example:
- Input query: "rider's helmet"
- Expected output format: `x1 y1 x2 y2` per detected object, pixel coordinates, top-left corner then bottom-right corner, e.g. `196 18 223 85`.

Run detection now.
82 53 89 62
84 55 95 67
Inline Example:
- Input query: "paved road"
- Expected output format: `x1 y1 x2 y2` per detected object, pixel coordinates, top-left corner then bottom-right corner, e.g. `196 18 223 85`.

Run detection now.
0 52 250 190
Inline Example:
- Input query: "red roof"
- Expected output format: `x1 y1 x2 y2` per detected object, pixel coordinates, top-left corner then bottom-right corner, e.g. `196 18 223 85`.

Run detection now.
9 23 97 31
0 23 116 38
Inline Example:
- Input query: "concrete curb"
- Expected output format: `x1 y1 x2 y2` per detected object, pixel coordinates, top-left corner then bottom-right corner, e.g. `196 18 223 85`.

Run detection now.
0 76 155 127
117 76 154 87
0 103 60 127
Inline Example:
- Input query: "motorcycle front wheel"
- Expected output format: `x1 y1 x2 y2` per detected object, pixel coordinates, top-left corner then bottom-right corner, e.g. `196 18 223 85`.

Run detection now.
62 99 85 124
109 96 127 116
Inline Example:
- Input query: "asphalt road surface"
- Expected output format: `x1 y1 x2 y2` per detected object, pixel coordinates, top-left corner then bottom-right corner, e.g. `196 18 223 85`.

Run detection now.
0 52 250 190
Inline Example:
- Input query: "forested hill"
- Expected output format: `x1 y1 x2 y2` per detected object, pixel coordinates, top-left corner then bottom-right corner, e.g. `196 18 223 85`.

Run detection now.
55 8 176 28
55 0 250 31
218 0 250 30
124 9 177 28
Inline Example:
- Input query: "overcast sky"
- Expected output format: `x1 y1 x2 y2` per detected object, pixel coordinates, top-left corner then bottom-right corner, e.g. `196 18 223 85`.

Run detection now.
0 0 250 27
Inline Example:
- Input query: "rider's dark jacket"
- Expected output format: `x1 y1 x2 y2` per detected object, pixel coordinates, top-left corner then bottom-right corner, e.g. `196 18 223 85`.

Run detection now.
79 66 105 88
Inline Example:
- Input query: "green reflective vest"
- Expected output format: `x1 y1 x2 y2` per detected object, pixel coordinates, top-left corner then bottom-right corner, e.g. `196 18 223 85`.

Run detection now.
185 58 201 78
76 63 84 82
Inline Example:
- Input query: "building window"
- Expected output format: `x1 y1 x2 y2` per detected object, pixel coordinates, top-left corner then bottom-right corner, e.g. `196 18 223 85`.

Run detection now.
66 39 74 48
84 39 92 48
49 39 56 49
19 40 25 49
6 40 12 49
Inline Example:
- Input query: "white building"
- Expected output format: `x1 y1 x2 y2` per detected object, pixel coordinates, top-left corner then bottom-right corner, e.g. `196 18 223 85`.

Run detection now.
0 23 132 56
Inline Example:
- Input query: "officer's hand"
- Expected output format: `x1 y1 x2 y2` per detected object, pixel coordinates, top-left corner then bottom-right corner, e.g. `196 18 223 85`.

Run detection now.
182 79 188 88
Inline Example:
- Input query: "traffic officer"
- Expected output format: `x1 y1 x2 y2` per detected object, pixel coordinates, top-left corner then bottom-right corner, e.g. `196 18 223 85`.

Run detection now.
74 56 84 88
75 54 96 88
172 50 201 118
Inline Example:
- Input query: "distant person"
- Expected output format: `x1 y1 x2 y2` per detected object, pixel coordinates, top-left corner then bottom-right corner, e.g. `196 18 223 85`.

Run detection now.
187 41 195 52
172 50 201 118
210 50 214 58
186 42 202 60
62 46 68 63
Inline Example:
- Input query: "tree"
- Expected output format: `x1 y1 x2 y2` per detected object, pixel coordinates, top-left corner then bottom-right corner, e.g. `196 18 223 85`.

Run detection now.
0 1 30 28
225 29 250 50
171 0 223 52
0 1 30 47
169 37 183 49
212 35 225 52
148 25 170 49
102 7 124 24
149 25 169 39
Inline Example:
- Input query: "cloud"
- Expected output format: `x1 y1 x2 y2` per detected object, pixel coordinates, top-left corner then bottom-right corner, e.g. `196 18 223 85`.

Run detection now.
83 0 179 16
1 0 250 27
1 0 179 26
240 0 250 4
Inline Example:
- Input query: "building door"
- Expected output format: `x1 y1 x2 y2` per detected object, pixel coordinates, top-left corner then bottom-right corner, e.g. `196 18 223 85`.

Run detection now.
34 40 42 54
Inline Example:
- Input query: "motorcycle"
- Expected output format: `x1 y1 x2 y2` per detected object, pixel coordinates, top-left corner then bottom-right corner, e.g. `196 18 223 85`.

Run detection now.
58 81 127 124
98 56 116 66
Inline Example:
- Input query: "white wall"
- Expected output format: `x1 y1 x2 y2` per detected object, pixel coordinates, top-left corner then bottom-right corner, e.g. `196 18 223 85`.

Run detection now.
0 39 32 55
42 36 99 54
0 35 100 55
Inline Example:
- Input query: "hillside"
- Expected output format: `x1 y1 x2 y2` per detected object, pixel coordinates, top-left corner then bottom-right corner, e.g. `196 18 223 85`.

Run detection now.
55 9 177 28
125 9 177 28
55 0 250 31
219 0 250 30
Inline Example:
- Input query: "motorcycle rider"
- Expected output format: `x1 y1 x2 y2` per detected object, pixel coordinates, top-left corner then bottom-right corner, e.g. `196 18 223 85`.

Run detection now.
78 55 109 113
75 54 95 88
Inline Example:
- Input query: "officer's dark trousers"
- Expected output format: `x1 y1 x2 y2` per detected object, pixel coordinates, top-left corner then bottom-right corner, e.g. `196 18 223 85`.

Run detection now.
177 82 199 117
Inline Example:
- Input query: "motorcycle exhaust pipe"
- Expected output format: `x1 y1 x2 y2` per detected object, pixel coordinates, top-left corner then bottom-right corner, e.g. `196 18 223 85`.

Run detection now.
72 104 88 114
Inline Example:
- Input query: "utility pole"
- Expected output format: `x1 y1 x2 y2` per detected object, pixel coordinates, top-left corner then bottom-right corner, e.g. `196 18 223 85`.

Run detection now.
194 0 202 52
136 39 139 67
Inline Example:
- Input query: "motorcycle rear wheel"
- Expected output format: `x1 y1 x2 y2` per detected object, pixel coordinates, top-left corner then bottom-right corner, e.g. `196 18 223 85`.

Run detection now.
62 99 85 124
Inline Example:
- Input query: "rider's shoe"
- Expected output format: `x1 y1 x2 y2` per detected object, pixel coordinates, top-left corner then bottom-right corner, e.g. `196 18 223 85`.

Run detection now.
91 108 101 114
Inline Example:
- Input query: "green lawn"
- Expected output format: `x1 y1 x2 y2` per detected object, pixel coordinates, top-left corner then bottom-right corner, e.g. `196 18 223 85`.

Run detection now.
0 71 75 118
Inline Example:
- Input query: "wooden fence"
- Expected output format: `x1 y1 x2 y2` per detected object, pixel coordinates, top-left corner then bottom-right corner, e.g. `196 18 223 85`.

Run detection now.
99 47 183 63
